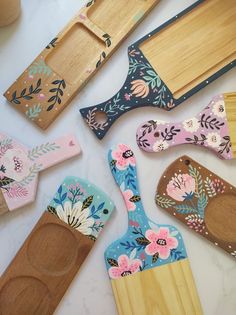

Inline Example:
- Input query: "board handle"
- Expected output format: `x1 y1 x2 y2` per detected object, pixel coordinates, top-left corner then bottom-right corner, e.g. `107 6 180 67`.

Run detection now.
108 144 149 228
80 47 175 140
28 134 81 171
136 95 233 159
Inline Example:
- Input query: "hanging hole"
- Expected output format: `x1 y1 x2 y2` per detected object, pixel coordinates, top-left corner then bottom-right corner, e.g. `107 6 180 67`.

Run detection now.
95 111 108 124
184 159 191 165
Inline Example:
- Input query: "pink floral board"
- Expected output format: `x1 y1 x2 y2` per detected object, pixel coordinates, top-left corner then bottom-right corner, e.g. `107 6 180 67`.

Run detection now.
156 156 236 258
137 94 233 159
0 133 81 214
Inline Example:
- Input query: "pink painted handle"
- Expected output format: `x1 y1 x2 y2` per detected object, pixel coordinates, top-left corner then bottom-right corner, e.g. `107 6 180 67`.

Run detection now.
28 134 81 171
136 95 233 160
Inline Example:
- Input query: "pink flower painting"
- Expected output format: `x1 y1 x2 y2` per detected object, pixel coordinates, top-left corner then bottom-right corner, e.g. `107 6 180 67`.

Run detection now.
123 189 136 211
108 254 142 279
112 144 135 170
166 173 195 201
145 228 178 259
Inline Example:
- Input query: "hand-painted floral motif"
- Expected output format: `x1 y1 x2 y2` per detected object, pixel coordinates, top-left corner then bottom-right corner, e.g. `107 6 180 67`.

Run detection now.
152 140 169 152
108 254 142 279
136 94 233 159
212 99 226 118
48 177 114 240
111 144 135 170
182 117 200 133
80 47 174 139
105 145 187 279
166 173 195 202
156 156 236 258
144 228 178 259
206 132 221 148
56 201 94 235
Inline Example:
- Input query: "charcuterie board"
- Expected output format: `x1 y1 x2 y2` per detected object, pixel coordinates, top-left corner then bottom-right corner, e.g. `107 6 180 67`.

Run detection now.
4 0 159 130
80 0 236 139
105 144 202 315
137 93 236 159
0 177 114 315
0 133 81 214
156 156 236 258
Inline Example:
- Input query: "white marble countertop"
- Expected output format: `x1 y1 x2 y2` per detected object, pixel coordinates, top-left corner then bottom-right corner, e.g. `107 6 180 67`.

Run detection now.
0 0 235 314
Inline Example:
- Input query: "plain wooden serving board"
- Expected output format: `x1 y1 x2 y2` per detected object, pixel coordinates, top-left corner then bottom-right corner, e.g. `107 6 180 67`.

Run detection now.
80 0 236 139
3 0 159 130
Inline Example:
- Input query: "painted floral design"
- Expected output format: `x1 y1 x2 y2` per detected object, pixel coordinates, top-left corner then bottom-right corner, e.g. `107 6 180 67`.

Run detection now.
212 99 226 118
152 140 169 152
80 47 174 139
131 79 149 98
156 157 236 257
56 201 94 235
108 254 142 279
105 145 187 279
182 117 200 133
206 132 221 148
166 174 195 201
111 144 135 170
123 189 137 211
48 177 114 239
136 95 232 159
145 228 178 259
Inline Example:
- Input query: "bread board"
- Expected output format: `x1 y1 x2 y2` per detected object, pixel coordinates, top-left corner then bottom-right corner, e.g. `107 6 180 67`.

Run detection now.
0 133 81 214
0 176 114 315
105 144 202 315
80 0 236 139
4 0 159 130
137 93 236 159
156 156 236 258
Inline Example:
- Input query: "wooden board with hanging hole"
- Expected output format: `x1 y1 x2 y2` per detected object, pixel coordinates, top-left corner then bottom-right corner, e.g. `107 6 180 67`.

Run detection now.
3 0 159 130
80 0 236 139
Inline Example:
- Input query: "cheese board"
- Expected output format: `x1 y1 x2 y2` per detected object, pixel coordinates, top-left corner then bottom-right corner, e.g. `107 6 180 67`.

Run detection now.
105 144 202 315
4 0 159 130
156 156 236 258
80 0 236 139
0 133 81 215
136 93 236 159
0 176 114 315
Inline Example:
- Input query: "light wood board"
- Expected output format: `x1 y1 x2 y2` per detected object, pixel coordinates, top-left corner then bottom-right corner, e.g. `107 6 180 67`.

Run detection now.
112 259 203 315
140 0 236 99
225 92 236 158
4 0 159 130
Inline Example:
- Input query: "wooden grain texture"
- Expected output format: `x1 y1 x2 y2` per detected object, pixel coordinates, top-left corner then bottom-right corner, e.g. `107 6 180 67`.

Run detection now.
224 92 236 158
111 259 203 315
0 189 9 215
140 0 236 98
156 155 236 257
0 212 94 315
4 0 159 130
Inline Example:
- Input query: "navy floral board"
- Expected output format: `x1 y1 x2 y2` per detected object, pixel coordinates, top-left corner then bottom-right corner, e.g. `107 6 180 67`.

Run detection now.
104 144 187 280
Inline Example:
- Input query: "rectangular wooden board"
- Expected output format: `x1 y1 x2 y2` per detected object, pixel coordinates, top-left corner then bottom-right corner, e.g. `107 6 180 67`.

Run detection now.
140 0 236 99
0 212 94 314
4 0 159 130
111 259 203 315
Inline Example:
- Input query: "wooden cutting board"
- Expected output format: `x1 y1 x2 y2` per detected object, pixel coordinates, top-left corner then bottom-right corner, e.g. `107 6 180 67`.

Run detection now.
156 156 236 258
0 176 114 315
0 133 81 214
80 0 236 139
136 93 236 159
105 144 202 315
3 0 159 130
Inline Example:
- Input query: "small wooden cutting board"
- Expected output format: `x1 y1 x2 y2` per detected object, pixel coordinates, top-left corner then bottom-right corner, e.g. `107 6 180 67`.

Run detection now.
156 156 236 258
0 176 114 315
